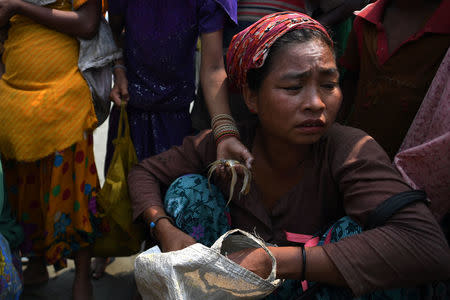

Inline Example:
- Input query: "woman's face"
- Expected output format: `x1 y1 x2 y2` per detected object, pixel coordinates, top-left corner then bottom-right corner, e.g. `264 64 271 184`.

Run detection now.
245 39 342 145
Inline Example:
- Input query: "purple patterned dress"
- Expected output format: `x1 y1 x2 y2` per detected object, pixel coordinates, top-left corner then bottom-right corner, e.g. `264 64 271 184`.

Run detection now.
106 0 237 172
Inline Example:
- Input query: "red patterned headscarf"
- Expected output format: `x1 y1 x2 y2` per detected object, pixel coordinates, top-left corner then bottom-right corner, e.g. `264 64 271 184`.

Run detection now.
226 11 332 90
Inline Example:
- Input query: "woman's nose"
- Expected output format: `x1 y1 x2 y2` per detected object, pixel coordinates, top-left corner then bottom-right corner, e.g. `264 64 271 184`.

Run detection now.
301 87 325 112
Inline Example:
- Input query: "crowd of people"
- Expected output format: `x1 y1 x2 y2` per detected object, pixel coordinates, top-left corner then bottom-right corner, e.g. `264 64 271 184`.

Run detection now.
0 0 448 299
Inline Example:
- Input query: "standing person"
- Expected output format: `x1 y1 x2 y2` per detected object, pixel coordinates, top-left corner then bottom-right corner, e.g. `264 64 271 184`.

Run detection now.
106 0 241 165
0 0 102 298
92 0 247 280
129 12 450 299
340 0 450 159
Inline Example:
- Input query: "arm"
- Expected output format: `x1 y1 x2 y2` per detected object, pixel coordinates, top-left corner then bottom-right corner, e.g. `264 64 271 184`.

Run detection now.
200 30 254 168
108 13 128 105
324 127 450 295
200 30 231 128
231 128 450 295
128 131 217 251
230 200 450 294
0 0 101 39
228 245 346 285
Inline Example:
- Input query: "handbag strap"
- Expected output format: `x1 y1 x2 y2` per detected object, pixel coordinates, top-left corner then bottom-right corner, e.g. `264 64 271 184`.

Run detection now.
365 190 428 230
117 103 131 139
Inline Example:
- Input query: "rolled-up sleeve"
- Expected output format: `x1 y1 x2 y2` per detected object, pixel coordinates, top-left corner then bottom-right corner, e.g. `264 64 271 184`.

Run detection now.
199 0 228 33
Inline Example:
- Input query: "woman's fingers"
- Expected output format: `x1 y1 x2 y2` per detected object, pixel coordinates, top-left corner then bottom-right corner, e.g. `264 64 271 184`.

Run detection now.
112 68 129 104
110 85 122 106
216 136 253 166
240 148 254 170
118 80 129 103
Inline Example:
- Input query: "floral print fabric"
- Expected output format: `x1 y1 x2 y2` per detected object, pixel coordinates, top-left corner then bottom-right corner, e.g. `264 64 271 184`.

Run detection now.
3 133 100 270
0 234 22 300
164 174 231 247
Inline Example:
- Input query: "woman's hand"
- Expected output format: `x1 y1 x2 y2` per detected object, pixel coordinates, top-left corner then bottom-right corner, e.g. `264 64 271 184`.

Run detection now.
227 247 272 279
217 136 254 169
110 67 129 106
154 219 196 252
0 0 18 27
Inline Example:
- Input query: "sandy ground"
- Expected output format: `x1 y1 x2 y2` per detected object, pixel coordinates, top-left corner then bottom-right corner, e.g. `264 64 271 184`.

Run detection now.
22 116 138 300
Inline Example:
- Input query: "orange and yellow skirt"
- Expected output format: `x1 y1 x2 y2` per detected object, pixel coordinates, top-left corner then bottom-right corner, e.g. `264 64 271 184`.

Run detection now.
2 133 100 270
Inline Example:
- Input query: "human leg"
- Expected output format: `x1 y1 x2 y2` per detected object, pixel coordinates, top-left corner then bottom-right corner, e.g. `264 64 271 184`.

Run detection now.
73 247 92 300
2 159 50 285
5 134 101 291
62 134 100 297
91 257 115 280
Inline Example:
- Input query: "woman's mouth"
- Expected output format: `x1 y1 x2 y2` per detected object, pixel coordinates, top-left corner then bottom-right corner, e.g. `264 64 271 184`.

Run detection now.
295 119 325 134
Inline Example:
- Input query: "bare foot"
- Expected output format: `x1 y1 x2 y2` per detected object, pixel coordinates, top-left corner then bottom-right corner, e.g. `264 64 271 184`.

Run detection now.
72 275 93 300
91 257 115 279
23 258 49 285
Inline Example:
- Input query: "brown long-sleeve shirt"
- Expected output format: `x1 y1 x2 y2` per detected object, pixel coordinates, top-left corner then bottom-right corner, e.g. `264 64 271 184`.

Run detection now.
128 123 450 296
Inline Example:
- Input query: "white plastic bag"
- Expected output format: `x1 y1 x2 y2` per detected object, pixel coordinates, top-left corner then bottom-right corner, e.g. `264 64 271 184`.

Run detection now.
135 229 283 300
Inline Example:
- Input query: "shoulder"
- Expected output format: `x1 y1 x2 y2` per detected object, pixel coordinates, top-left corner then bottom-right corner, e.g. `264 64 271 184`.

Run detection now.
322 123 377 149
320 123 392 166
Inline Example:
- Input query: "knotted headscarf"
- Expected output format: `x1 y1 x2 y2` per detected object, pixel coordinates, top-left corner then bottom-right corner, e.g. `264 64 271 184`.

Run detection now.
226 11 332 90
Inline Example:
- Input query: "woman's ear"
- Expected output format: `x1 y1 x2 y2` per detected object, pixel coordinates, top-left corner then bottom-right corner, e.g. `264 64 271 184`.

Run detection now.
242 84 258 114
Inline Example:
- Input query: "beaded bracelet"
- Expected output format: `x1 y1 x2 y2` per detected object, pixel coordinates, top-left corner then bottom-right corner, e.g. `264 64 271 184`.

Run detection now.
215 128 239 139
211 113 241 145
211 114 235 128
213 124 240 143
215 132 240 145
213 124 239 135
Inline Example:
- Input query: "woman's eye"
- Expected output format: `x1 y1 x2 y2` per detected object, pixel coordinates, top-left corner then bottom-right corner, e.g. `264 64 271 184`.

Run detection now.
283 86 302 91
321 83 337 90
